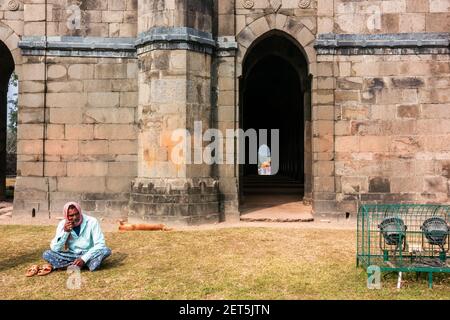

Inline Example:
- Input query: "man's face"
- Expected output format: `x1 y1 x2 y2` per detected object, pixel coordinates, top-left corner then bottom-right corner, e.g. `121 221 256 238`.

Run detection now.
67 207 80 225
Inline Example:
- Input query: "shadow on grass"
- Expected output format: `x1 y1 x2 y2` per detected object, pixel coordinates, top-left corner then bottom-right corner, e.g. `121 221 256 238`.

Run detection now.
100 252 128 270
0 245 48 272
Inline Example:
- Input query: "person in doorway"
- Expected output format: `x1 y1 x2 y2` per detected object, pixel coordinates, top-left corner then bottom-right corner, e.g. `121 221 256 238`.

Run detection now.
26 202 111 276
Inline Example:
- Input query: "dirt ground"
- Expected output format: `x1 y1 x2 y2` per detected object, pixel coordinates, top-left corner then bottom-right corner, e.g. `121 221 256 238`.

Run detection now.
0 211 356 233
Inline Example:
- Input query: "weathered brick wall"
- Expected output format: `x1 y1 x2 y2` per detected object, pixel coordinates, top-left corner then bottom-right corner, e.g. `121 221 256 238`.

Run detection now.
15 55 138 217
328 0 450 34
138 0 212 33
0 0 23 64
7 0 450 221
334 54 450 211
23 0 137 37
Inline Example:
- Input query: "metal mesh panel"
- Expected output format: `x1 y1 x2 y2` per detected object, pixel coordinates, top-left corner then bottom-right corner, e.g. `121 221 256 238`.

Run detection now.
357 204 450 272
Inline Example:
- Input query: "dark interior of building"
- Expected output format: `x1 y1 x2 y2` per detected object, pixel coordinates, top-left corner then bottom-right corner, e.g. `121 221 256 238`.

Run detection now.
241 33 308 198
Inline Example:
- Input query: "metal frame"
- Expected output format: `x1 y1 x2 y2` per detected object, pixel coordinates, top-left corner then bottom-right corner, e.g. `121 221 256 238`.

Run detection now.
357 204 450 288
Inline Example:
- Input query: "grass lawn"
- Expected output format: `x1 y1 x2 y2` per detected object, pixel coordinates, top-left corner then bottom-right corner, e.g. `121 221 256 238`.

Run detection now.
1 225 449 300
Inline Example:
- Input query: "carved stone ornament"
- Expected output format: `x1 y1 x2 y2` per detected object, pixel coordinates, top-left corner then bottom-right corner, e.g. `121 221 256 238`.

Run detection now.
270 0 282 11
298 0 311 9
7 0 20 11
242 0 254 9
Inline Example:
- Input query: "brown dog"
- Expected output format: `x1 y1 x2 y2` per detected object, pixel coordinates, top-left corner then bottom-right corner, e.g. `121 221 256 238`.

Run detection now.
118 220 172 231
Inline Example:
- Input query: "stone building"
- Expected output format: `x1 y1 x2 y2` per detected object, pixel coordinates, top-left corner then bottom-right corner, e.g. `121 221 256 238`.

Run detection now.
1 0 449 224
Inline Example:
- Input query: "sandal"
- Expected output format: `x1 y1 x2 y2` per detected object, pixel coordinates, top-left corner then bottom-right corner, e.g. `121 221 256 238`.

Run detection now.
37 263 53 276
25 264 40 277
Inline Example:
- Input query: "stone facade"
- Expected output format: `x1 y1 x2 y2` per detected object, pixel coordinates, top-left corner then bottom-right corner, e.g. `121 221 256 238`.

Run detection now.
0 0 449 223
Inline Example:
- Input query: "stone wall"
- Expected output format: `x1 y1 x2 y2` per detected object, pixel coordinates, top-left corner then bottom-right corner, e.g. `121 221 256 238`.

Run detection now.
23 0 137 37
5 0 450 221
334 54 450 212
15 54 138 217
317 0 450 213
0 0 23 65
129 0 220 225
138 0 212 33
330 0 450 34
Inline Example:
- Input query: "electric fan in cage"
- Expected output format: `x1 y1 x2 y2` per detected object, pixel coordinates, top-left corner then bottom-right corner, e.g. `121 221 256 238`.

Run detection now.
378 217 407 251
421 217 450 254
357 204 450 288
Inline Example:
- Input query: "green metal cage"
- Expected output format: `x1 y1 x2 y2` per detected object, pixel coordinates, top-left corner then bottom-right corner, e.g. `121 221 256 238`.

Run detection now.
357 204 450 288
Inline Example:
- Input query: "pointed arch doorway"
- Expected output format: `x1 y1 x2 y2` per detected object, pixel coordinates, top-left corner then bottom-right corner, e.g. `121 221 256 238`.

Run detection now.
0 40 15 200
239 31 313 218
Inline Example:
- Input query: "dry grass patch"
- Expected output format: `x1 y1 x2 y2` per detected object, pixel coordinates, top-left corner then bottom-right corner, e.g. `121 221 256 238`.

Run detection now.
1 225 449 299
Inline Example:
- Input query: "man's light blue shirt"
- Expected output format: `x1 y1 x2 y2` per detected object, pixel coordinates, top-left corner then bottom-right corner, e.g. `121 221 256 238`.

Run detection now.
50 214 107 263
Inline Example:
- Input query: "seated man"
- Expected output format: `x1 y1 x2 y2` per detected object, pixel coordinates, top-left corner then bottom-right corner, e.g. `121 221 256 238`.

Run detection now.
35 202 111 276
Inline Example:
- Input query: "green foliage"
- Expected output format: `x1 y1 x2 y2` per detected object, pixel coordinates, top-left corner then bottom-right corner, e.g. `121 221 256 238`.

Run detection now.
7 73 18 131
7 73 18 155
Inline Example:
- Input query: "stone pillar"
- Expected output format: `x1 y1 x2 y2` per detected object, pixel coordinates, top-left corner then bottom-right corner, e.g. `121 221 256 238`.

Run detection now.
214 1 240 222
303 75 313 204
13 1 49 215
130 0 220 225
312 57 338 217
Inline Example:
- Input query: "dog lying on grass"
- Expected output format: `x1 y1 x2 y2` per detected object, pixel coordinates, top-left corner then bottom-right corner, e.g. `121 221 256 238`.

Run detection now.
118 220 173 231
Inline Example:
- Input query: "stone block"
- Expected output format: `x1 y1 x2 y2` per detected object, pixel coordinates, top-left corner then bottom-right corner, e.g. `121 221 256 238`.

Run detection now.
106 177 132 193
95 64 127 79
17 124 44 140
44 162 67 177
50 108 83 124
46 124 65 140
19 93 44 108
87 92 120 108
47 65 67 79
94 124 138 140
17 161 43 177
17 140 43 155
369 177 391 193
341 176 368 194
68 64 95 80
24 4 46 21
335 136 359 153
22 64 45 81
45 140 79 155
109 140 137 155
67 162 109 177
65 125 94 140
406 0 429 12
108 162 137 177
47 93 87 108
47 81 83 93
79 140 109 155
57 177 106 193
424 176 448 193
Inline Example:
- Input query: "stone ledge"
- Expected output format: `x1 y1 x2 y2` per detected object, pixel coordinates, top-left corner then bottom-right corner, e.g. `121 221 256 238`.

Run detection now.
136 27 215 48
19 36 137 58
19 31 239 57
315 32 450 55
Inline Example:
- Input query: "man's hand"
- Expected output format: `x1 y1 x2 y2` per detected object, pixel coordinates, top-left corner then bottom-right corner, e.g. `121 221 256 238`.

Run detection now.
72 258 85 268
64 221 73 232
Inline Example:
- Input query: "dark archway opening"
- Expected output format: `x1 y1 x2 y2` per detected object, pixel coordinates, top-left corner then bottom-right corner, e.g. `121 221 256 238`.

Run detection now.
0 41 15 200
240 32 310 207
